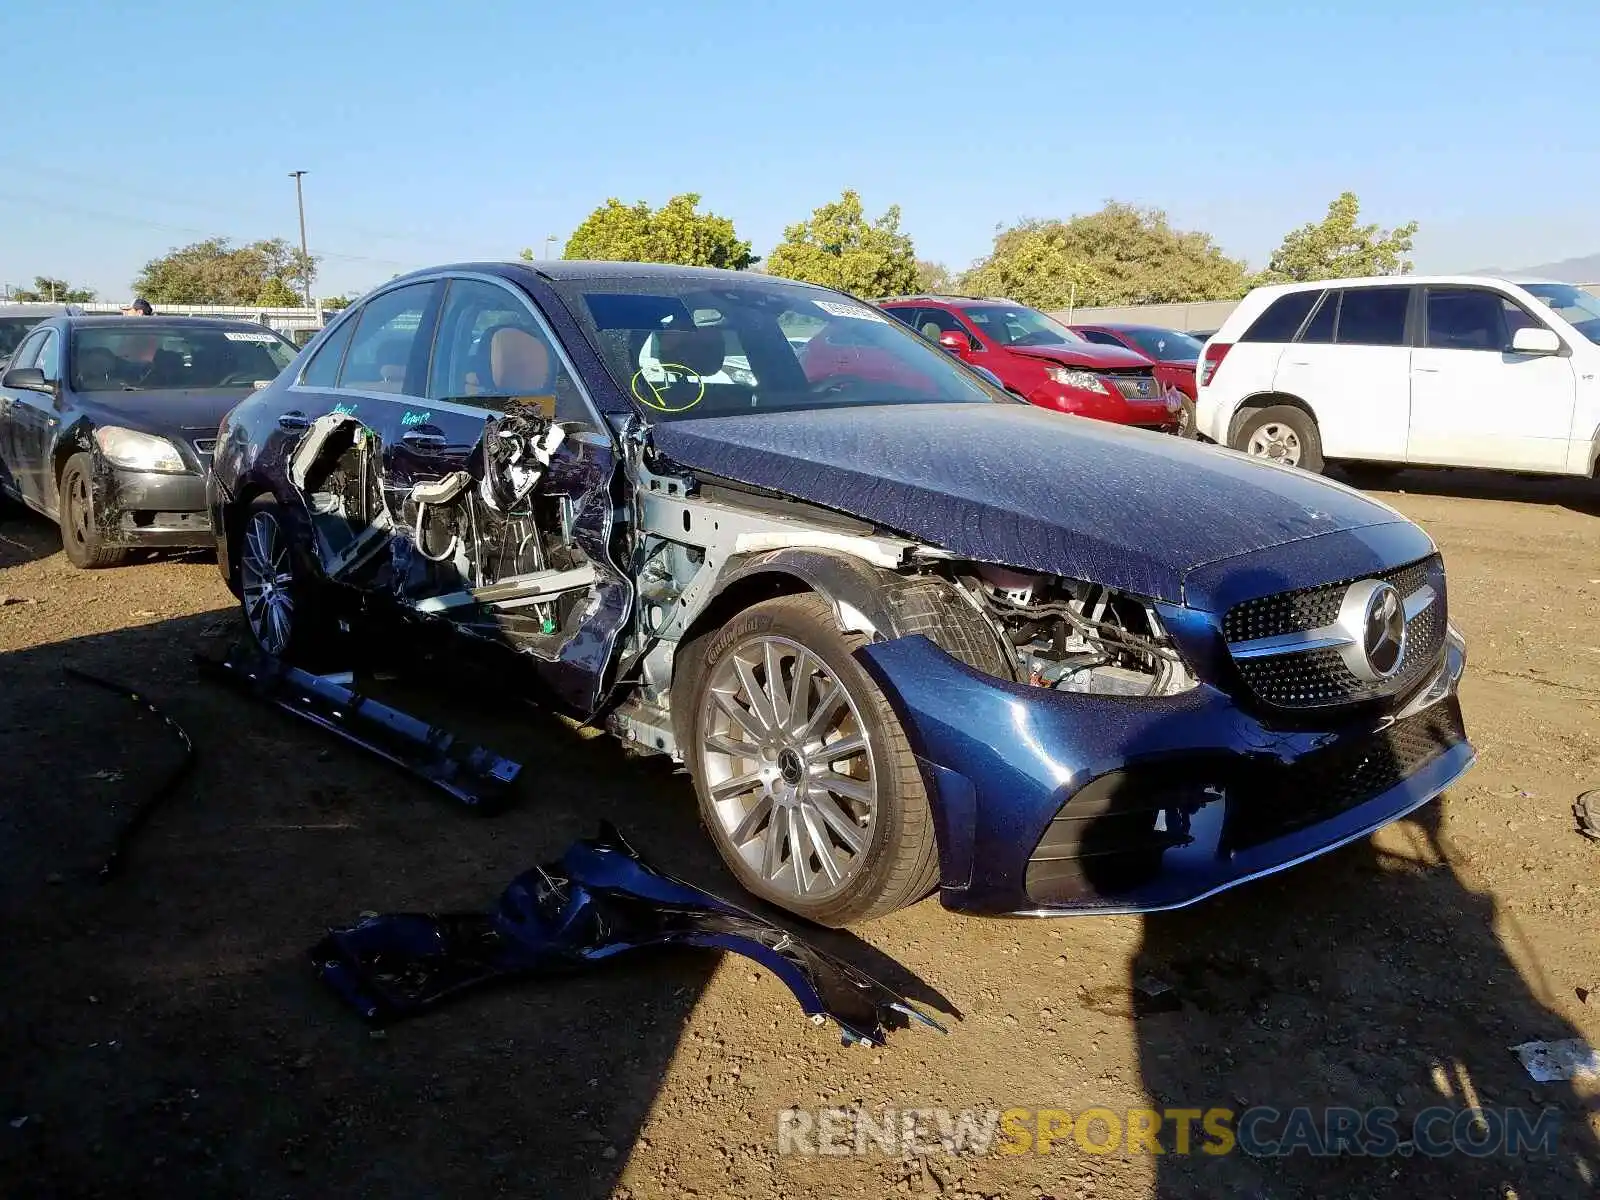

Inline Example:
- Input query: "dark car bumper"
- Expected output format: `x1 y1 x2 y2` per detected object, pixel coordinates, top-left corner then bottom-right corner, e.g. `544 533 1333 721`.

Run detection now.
857 627 1472 916
98 467 213 549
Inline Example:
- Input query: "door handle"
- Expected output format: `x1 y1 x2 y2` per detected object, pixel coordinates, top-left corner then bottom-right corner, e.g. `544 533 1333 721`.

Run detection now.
1411 367 1440 374
277 411 311 430
401 428 447 448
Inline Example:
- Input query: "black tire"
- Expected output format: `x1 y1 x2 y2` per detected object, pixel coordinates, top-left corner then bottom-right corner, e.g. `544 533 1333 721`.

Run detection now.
1234 404 1324 473
58 453 129 569
679 592 939 927
236 494 335 662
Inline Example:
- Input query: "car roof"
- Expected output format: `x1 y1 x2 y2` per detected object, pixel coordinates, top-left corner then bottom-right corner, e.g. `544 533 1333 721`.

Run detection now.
55 315 291 332
874 294 1023 306
1248 273 1568 295
0 302 76 317
1072 322 1191 334
393 260 832 290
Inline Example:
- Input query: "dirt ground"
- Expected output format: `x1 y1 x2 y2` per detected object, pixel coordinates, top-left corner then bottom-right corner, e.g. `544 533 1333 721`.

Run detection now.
2 468 1598 1200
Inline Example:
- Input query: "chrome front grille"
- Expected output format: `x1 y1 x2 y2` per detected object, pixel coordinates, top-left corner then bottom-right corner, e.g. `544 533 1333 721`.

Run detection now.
1101 371 1158 400
1224 556 1448 711
193 438 217 456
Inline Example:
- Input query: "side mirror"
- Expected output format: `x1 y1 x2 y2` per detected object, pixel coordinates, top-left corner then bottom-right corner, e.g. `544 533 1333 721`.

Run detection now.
1510 326 1561 355
937 331 970 355
2 366 51 393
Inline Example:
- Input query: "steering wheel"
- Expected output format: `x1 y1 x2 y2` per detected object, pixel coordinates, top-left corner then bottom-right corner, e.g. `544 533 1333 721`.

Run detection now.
808 373 877 398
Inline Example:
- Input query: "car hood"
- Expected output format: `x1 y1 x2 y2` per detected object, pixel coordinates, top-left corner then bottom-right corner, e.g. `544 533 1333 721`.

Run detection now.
649 403 1414 607
79 387 254 436
1007 343 1153 370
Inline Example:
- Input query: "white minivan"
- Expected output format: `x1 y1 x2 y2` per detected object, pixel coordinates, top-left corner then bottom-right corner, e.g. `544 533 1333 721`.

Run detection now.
1194 275 1600 477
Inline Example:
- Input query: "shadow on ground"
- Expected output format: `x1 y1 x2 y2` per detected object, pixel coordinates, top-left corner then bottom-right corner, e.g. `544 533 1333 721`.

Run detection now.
1129 799 1599 1195
0 611 941 1197
1334 464 1599 518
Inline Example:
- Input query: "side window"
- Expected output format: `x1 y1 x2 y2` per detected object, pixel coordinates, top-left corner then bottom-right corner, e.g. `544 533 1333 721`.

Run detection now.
881 306 919 329
9 330 47 372
1335 286 1410 347
914 308 980 350
1241 290 1320 343
1298 292 1337 344
427 278 591 426
1078 330 1124 347
34 332 61 383
299 315 357 388
1426 288 1513 351
337 283 437 395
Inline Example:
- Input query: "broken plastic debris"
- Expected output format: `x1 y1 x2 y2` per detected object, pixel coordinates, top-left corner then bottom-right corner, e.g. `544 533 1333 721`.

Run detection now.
312 823 949 1047
1511 1038 1600 1082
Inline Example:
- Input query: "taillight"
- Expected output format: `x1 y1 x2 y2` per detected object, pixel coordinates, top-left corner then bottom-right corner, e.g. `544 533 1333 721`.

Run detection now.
1199 342 1231 387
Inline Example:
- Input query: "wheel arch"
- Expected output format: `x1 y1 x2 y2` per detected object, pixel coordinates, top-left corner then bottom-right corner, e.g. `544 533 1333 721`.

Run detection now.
1226 391 1317 448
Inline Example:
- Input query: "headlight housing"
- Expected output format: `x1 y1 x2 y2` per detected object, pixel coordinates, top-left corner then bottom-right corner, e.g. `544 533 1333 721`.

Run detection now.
1044 366 1110 394
94 426 186 473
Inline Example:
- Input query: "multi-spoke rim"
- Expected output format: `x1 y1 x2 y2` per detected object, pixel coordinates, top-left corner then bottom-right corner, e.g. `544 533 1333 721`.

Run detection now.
699 634 877 902
240 510 295 656
66 471 91 548
1246 422 1302 466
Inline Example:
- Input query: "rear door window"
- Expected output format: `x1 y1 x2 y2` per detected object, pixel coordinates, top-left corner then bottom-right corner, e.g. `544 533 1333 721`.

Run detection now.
1335 286 1411 346
299 316 357 388
337 283 439 395
1298 292 1338 344
1241 291 1320 343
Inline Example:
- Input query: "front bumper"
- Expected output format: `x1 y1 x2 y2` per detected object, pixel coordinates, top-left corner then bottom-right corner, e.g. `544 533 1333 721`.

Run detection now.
99 467 213 548
857 627 1472 916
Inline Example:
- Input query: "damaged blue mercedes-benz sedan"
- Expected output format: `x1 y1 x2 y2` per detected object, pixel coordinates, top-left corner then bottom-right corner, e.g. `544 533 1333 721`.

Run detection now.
208 261 1473 926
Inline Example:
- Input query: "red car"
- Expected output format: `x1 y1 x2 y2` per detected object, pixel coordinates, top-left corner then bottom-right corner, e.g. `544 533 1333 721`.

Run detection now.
876 296 1184 430
1069 322 1205 402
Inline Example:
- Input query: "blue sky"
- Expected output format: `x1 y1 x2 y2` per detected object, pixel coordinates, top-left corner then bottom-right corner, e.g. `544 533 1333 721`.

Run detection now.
2 0 1597 301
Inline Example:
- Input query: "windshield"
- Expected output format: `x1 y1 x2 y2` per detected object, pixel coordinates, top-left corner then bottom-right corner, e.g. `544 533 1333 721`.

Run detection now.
1121 327 1203 362
0 316 41 360
71 325 297 392
959 305 1083 348
1518 283 1600 345
561 278 1003 420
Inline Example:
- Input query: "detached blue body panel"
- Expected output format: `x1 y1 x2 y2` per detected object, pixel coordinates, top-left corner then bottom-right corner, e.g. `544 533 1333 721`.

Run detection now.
858 632 1472 916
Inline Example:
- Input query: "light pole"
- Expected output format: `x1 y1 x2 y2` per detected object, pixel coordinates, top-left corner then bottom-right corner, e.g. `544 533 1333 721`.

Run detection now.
544 234 558 260
288 170 312 308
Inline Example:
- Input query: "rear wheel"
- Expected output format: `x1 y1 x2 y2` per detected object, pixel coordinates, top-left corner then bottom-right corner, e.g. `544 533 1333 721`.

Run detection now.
681 593 939 927
237 495 333 661
1235 404 1324 473
58 453 128 569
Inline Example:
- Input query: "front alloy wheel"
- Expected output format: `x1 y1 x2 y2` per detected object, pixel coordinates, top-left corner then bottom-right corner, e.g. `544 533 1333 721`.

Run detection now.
240 507 295 655
684 593 939 926
700 633 878 903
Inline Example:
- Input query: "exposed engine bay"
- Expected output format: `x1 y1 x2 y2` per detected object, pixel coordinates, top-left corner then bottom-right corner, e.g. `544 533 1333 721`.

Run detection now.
952 564 1195 697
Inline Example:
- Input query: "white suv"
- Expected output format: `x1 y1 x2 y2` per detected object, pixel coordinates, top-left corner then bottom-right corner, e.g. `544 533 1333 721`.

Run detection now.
1194 275 1600 477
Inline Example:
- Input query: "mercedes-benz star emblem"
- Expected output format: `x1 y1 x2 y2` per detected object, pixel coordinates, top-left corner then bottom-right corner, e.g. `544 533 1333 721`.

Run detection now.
1333 579 1409 683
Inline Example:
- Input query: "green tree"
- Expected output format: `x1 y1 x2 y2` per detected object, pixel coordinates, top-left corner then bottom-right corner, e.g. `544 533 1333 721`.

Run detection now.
1251 192 1418 285
960 204 1246 309
321 294 353 310
132 237 318 305
12 276 96 303
535 193 756 269
765 190 919 298
914 259 952 293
